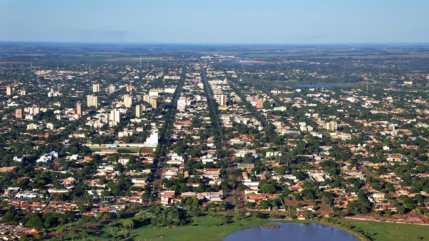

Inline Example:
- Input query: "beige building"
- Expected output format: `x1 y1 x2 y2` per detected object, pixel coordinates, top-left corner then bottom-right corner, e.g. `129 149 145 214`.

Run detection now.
92 84 100 93
124 94 133 108
325 121 338 131
110 109 121 126
76 102 82 117
87 95 98 108
256 99 264 109
136 104 141 117
6 86 11 96
15 109 22 119
151 100 157 109
143 94 150 103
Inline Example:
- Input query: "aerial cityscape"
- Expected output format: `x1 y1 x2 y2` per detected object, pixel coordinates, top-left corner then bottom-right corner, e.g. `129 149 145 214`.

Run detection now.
1 1 429 241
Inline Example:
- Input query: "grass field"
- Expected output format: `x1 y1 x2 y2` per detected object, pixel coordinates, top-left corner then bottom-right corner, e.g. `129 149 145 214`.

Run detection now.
59 214 429 241
126 214 268 241
123 217 429 241
340 219 429 241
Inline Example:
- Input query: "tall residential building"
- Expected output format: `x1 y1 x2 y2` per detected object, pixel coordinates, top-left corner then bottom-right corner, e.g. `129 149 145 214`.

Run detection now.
29 106 40 116
6 86 11 96
143 94 150 103
256 99 264 109
92 84 100 93
15 109 22 119
110 109 121 126
76 102 82 117
124 94 133 108
136 104 141 118
20 90 26 96
177 98 186 111
325 121 338 131
220 94 227 107
151 100 157 109
109 84 115 94
127 85 133 92
87 95 98 108
223 78 228 85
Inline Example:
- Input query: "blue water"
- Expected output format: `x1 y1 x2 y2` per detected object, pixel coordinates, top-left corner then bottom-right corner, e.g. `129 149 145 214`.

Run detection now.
294 84 351 88
223 222 359 241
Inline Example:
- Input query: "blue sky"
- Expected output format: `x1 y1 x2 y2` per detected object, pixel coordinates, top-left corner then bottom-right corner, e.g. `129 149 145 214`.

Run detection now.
0 0 428 44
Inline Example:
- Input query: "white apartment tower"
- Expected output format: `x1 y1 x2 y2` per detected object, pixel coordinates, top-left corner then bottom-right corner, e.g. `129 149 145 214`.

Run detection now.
136 104 141 118
109 84 115 94
92 84 100 93
110 109 121 126
6 86 11 96
124 94 133 108
220 94 227 107
87 95 98 108
325 121 338 131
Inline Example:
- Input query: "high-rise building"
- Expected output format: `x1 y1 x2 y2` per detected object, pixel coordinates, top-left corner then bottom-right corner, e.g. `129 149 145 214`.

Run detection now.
136 104 141 118
76 102 82 117
92 84 100 93
223 78 228 85
220 95 227 107
127 85 133 92
109 84 115 94
124 94 133 108
20 90 26 96
256 99 264 109
87 95 98 108
6 86 11 96
177 98 186 111
110 109 121 126
151 100 157 109
29 106 40 116
325 121 338 131
143 94 150 103
15 109 22 119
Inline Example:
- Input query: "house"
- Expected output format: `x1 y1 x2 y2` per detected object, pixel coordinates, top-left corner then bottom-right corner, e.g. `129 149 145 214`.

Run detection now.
298 213 306 220
36 151 58 163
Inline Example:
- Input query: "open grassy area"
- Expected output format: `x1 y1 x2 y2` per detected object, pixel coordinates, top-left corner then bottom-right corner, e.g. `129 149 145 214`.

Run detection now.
57 214 429 241
127 214 268 241
340 219 429 241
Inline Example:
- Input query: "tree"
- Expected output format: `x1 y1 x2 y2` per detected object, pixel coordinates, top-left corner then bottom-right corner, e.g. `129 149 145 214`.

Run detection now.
69 230 77 241
260 183 276 194
78 204 87 212
260 200 269 209
116 209 126 219
19 234 29 241
122 219 134 232
27 216 44 228
2 211 17 224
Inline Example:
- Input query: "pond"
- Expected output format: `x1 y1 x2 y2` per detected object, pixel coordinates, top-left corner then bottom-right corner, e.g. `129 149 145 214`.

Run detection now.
223 222 359 241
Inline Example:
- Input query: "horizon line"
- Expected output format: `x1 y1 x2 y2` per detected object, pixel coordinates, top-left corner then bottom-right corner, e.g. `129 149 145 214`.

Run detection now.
1 40 429 46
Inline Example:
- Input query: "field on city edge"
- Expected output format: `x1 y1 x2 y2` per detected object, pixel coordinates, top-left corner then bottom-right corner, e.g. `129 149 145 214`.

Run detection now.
65 214 429 241
114 214 267 241
341 219 429 241
127 217 429 241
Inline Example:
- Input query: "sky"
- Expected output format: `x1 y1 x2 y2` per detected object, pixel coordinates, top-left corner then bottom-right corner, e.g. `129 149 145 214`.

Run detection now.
0 0 428 44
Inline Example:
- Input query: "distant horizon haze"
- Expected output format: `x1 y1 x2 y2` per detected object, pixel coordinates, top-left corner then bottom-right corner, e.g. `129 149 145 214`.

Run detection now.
1 0 428 44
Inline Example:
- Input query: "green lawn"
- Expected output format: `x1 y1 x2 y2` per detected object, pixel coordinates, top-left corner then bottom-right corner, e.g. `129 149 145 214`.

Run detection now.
340 219 429 241
128 214 268 241
61 215 429 241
